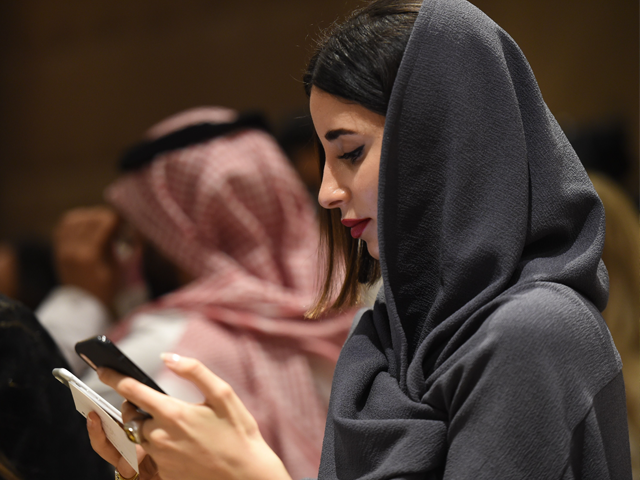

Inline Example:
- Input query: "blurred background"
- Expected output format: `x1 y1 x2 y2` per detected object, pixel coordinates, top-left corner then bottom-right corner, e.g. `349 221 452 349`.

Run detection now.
0 0 637 238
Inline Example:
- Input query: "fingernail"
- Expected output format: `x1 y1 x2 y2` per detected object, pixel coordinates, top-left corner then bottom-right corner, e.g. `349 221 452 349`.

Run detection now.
161 353 181 365
87 415 93 427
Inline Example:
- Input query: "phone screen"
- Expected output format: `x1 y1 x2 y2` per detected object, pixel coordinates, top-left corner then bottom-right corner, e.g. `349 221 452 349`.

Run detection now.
75 335 166 394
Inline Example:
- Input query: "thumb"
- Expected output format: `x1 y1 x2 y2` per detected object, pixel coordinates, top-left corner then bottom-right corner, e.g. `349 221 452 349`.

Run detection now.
161 353 254 424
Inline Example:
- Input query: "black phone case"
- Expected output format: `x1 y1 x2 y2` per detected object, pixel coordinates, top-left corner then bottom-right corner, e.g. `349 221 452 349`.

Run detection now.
75 335 166 394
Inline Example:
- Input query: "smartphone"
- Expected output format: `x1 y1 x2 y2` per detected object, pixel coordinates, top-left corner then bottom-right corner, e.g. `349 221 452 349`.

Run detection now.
52 367 123 422
52 367 139 472
75 335 166 394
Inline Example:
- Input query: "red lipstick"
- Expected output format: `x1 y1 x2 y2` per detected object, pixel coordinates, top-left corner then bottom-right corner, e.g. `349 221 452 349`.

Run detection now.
341 218 371 239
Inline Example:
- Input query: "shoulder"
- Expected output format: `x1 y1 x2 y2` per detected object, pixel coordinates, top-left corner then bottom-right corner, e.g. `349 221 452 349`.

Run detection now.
470 282 621 393
433 284 630 479
431 282 622 410
484 283 614 349
428 283 623 439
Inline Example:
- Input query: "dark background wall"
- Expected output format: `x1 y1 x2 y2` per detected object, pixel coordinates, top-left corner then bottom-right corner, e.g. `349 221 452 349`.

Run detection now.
0 0 637 239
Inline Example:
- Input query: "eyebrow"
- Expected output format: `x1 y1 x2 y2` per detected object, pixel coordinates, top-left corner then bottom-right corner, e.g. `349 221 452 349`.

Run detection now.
324 128 357 141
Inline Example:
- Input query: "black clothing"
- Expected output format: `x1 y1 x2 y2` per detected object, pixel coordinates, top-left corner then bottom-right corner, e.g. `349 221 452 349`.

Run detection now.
318 0 632 478
0 295 111 479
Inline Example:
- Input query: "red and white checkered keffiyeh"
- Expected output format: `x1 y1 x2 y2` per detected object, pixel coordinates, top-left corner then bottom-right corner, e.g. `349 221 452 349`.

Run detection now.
105 107 354 479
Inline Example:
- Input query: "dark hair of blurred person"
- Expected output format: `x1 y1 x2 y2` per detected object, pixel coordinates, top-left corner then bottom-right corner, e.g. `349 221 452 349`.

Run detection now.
0 239 58 311
0 294 111 480
568 121 632 185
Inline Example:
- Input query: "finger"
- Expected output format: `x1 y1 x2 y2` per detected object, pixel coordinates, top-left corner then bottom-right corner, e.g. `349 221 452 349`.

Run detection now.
57 207 119 244
93 209 121 251
161 354 250 420
121 401 151 429
54 208 113 257
139 455 159 478
86 411 124 467
73 208 119 252
98 368 169 418
121 400 140 421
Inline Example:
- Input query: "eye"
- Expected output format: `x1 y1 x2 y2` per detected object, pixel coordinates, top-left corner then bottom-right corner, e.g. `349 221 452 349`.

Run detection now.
338 145 364 164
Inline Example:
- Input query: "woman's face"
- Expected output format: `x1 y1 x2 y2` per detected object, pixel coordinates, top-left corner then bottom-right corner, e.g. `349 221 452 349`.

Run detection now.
310 87 385 260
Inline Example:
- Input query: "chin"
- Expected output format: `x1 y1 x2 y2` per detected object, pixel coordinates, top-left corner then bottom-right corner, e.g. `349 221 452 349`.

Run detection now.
366 242 380 260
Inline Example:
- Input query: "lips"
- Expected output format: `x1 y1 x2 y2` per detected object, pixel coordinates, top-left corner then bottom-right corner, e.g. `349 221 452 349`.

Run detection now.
341 218 371 239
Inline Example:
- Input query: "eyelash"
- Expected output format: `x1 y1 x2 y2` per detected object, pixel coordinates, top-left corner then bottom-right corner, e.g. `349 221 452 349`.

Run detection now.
338 145 364 163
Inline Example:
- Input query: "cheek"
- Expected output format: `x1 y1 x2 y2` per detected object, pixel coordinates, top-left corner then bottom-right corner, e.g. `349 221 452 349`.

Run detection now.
355 165 379 215
364 153 381 213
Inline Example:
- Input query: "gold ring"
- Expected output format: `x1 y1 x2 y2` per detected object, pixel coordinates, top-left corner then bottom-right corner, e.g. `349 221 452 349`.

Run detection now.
115 470 139 480
123 418 146 444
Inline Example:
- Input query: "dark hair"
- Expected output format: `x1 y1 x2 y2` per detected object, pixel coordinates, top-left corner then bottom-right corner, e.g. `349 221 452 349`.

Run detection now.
0 296 113 479
11 238 58 311
304 0 421 316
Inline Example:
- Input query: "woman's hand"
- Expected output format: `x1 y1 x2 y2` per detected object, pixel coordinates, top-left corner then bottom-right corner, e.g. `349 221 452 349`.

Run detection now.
96 354 293 480
86 411 160 479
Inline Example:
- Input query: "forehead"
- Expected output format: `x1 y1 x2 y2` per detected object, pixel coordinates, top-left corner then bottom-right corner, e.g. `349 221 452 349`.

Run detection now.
309 87 385 136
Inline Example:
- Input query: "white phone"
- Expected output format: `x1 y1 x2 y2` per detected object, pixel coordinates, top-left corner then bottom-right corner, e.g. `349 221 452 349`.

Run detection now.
52 367 122 422
52 367 139 472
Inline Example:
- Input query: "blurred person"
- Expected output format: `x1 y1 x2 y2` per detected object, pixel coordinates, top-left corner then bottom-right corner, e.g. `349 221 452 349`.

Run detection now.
569 123 640 478
85 1 631 479
38 107 356 479
0 294 111 479
37 206 148 374
589 172 640 479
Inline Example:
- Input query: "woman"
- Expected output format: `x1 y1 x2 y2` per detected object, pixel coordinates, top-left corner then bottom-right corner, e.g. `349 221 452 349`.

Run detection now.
88 1 632 479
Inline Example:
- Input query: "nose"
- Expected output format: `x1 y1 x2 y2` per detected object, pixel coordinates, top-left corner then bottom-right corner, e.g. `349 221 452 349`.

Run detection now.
318 163 348 210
